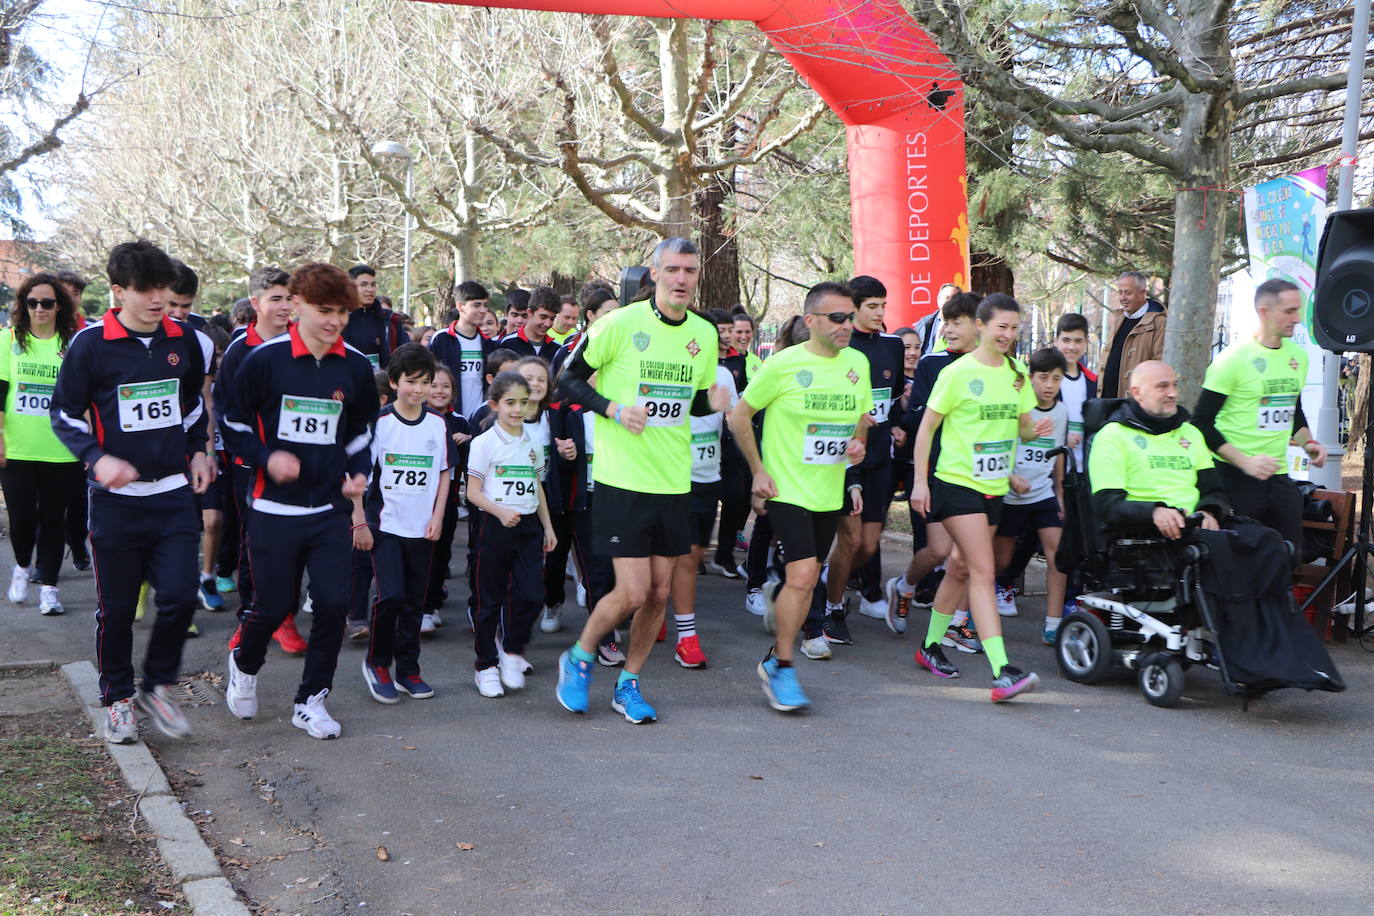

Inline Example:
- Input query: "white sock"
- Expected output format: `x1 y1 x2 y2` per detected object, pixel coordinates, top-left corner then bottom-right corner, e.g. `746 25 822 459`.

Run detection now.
674 613 696 639
896 575 914 596
1044 615 1062 630
825 600 844 613
951 609 970 627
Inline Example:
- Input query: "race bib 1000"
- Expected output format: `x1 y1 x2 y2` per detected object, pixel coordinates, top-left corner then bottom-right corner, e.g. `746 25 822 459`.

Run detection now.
13 381 52 417
1257 394 1295 432
117 379 181 432
278 395 342 445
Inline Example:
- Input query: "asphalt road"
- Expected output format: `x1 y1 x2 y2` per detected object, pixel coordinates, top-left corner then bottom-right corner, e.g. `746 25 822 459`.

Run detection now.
3 530 1373 916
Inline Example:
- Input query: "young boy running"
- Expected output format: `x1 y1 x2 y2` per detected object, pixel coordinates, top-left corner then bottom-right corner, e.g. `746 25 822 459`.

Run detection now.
221 263 379 739
359 343 450 703
51 240 214 743
995 348 1069 645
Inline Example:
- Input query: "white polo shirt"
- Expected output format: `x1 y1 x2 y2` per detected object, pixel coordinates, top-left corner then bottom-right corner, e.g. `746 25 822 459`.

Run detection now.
467 421 545 516
368 405 451 538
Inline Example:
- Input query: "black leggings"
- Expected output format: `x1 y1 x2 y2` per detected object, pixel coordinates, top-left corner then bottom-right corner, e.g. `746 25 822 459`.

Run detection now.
1 459 84 585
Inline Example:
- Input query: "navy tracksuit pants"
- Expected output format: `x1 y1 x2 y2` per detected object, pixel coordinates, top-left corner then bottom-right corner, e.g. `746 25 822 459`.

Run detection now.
368 531 434 678
236 508 350 704
89 486 200 706
472 512 544 670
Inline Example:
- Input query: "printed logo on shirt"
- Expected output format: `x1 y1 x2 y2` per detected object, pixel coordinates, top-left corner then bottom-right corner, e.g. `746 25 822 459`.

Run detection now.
633 331 651 352
1289 358 1300 371
969 379 984 396
685 338 701 357
1252 357 1267 373
1133 435 1148 450
795 370 813 389
847 369 859 385
882 368 892 379
1178 437 1192 450
332 389 346 402
167 351 180 367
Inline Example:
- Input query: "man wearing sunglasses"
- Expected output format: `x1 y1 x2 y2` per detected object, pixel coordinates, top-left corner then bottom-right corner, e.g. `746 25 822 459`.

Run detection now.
729 282 873 713
51 240 214 745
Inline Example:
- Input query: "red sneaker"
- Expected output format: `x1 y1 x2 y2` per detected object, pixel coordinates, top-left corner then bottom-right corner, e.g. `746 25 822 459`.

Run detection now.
273 614 307 655
674 634 708 668
656 620 667 643
227 623 242 651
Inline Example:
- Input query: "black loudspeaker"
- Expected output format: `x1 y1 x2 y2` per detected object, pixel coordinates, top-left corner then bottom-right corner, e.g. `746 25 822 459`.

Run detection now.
619 266 653 309
1314 208 1374 352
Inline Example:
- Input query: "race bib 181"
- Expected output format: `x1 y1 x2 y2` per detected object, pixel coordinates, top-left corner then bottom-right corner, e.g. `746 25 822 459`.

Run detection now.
278 395 342 445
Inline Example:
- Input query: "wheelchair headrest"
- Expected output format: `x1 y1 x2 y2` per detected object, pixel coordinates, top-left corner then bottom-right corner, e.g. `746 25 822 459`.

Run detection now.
1084 397 1128 439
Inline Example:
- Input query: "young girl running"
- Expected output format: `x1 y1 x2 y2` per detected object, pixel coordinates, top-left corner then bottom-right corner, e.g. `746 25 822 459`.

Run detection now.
466 371 557 697
909 294 1052 702
421 366 470 633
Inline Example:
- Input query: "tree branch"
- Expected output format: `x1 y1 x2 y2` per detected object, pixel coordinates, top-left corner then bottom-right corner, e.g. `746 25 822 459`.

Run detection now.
1235 67 1374 109
592 17 671 145
0 92 90 176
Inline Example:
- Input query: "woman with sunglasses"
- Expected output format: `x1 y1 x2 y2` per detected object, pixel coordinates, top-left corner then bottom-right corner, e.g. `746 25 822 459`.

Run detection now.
908 293 1053 702
0 272 83 615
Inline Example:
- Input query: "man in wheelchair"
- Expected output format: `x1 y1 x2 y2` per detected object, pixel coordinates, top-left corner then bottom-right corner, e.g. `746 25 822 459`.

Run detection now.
1060 361 1344 707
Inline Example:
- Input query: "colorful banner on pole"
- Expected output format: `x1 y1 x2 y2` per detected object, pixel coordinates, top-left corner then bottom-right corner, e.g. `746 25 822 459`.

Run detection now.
1242 165 1328 478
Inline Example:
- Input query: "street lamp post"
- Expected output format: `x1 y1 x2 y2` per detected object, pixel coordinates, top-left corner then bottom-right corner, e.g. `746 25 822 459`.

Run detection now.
371 140 414 314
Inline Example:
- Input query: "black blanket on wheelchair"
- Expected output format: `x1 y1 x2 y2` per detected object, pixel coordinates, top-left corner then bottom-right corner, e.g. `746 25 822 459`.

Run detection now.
1191 520 1345 696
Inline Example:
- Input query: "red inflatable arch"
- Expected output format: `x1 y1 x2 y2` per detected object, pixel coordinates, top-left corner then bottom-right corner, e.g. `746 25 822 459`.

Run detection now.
418 0 968 328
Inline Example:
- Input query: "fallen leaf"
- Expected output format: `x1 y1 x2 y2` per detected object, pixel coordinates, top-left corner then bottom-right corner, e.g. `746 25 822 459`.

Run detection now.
748 775 764 781
456 842 475 851
79 833 101 843
376 846 390 861
229 837 246 847
403 746 417 751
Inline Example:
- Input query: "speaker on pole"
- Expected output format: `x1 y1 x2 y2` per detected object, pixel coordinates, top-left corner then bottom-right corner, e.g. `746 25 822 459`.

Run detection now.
1313 208 1374 352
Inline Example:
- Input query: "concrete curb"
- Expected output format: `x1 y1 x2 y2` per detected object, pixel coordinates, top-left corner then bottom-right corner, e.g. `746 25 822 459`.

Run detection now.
60 661 251 916
0 658 56 672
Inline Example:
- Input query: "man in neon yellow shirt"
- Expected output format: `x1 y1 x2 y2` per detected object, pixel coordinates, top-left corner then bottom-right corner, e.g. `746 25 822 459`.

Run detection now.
730 282 872 712
1090 361 1228 538
1192 278 1326 554
553 237 731 724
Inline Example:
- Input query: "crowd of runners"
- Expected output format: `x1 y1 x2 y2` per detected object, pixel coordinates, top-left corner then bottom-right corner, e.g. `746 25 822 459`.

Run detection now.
0 235 1326 742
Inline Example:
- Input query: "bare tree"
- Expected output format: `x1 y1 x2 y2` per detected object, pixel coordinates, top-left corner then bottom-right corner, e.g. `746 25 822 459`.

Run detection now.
910 0 1373 399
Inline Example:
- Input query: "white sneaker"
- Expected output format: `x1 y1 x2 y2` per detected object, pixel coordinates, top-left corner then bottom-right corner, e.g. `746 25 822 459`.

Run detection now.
292 689 341 739
420 613 437 635
431 610 444 628
225 650 258 720
744 588 765 617
497 650 527 690
135 685 192 739
474 667 505 698
105 698 138 744
800 636 832 661
8 565 30 604
576 581 587 608
301 593 314 615
996 585 1018 617
38 585 64 616
457 505 469 520
858 594 888 620
539 604 563 634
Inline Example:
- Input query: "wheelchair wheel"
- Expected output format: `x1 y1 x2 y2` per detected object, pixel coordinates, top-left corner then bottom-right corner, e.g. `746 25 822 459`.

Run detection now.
1138 654 1185 708
1056 611 1112 684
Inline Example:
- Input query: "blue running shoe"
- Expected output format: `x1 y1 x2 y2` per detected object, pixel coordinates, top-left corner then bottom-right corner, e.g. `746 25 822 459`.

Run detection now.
198 579 225 612
396 674 434 699
556 650 592 714
215 576 237 595
611 679 657 724
758 655 810 712
362 661 399 704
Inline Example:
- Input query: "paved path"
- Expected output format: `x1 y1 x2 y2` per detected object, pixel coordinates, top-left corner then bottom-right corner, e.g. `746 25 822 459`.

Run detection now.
3 531 1372 915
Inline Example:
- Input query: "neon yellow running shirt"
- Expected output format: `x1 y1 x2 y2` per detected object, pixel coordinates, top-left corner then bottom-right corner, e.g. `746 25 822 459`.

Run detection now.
0 329 76 463
742 344 872 512
584 301 717 495
1202 337 1307 470
926 353 1036 496
1090 420 1214 512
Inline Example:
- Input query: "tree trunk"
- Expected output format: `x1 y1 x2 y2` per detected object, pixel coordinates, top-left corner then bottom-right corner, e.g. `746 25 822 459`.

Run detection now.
970 251 1014 296
452 233 478 283
1163 91 1234 406
695 173 741 314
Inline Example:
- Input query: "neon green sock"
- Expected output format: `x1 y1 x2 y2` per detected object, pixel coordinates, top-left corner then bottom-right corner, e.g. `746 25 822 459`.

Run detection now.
924 611 954 648
617 669 638 688
570 643 595 665
983 636 1009 675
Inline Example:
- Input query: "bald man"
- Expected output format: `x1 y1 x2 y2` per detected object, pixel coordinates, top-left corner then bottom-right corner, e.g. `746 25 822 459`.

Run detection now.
1088 361 1229 540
